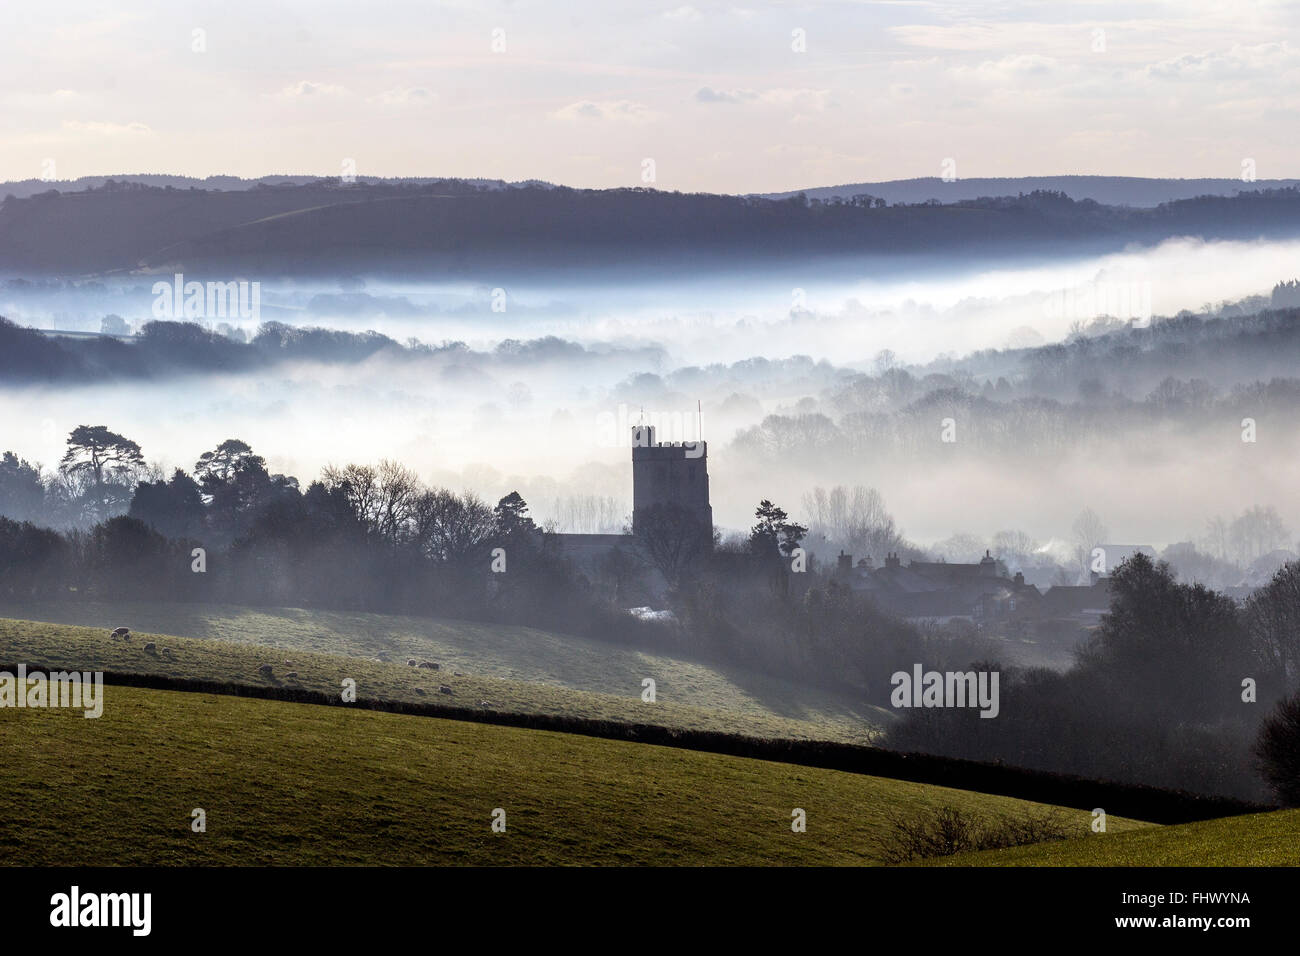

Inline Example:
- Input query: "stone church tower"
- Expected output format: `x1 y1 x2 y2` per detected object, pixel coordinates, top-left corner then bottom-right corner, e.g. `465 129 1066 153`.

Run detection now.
630 425 713 539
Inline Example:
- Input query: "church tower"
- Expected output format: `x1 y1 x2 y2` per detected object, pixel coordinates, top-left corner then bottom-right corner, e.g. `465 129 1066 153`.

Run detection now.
630 425 713 541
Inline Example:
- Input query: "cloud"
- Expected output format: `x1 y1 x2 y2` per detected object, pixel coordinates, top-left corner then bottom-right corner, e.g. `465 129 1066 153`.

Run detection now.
695 87 831 111
889 23 1010 52
951 53 1061 84
280 80 349 99
694 86 758 104
2 89 84 111
552 99 655 122
758 88 832 111
61 120 152 136
1145 42 1299 80
374 87 435 106
663 5 702 21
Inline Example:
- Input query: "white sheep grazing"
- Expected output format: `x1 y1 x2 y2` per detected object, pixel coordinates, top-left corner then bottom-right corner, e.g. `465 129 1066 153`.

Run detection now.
110 627 131 641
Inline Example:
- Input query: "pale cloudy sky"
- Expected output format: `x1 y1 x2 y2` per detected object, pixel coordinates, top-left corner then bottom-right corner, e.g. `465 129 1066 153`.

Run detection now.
2 0 1297 193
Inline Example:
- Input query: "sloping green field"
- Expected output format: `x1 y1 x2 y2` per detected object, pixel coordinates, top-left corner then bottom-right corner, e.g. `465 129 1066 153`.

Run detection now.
0 684 1151 866
0 599 885 742
921 809 1300 866
0 616 873 743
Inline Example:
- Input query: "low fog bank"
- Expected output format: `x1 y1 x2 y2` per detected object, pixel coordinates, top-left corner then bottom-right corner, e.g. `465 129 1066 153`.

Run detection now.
4 235 1300 573
4 309 1300 576
6 235 1300 368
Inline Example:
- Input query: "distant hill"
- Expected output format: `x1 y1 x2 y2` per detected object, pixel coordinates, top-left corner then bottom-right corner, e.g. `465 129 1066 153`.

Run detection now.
6 173 1295 207
762 175 1300 207
4 179 1300 278
0 173 536 201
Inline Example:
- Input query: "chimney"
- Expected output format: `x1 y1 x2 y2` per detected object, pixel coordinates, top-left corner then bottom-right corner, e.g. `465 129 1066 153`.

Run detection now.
980 549 997 576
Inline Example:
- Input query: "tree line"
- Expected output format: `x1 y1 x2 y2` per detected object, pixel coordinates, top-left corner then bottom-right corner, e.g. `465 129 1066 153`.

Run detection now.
889 552 1300 803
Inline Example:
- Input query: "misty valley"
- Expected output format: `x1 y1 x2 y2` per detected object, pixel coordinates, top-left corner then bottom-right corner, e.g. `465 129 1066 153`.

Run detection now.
2 167 1300 891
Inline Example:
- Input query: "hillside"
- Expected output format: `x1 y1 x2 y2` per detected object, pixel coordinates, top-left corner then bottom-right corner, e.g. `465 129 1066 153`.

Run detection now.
0 683 1151 865
7 173 1295 206
762 176 1300 208
0 602 887 743
5 180 1300 277
922 808 1300 866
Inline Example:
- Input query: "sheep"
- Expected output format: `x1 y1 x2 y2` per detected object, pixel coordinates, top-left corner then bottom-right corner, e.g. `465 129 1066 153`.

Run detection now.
478 699 491 708
417 661 439 670
143 642 157 653
406 658 417 666
258 663 274 678
109 627 131 641
439 685 453 695
283 671 298 679
413 687 426 696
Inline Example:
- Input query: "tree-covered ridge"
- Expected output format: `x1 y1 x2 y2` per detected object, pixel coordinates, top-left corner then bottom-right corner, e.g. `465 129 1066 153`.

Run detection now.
4 179 1300 275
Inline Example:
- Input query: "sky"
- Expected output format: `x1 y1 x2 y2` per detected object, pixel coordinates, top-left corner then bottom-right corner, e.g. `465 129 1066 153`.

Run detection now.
2 0 1298 194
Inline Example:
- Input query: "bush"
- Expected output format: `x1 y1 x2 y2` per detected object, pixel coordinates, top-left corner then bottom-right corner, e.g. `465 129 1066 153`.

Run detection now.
876 804 1073 863
1255 692 1300 806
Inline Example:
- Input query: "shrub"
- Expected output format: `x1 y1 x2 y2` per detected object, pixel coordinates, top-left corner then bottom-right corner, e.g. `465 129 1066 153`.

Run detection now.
1254 692 1300 806
876 804 1073 863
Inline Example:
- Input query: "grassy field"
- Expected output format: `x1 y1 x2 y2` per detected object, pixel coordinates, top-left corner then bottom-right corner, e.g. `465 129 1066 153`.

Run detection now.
921 809 1300 866
0 599 886 742
0 615 878 743
0 683 1152 866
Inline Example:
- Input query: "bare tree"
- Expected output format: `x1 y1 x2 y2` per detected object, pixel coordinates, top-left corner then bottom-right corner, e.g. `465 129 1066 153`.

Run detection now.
374 459 421 542
322 459 422 542
1071 507 1108 577
1246 561 1300 689
542 494 626 534
1228 505 1290 566
991 529 1038 569
932 533 987 563
802 485 903 559
1203 515 1231 562
412 489 496 564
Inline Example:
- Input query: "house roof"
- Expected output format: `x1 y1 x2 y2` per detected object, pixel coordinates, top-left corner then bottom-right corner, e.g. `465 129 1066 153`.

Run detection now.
1040 580 1112 613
